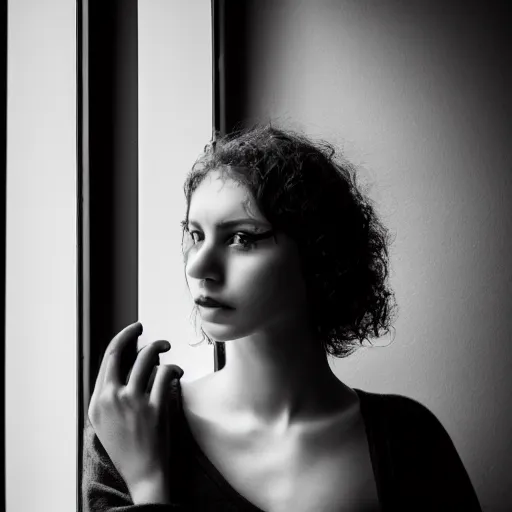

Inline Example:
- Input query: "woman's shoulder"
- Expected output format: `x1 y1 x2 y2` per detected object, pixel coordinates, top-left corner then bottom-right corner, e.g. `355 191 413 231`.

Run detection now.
178 372 228 420
355 388 440 424
353 387 462 462
353 389 482 509
353 387 457 452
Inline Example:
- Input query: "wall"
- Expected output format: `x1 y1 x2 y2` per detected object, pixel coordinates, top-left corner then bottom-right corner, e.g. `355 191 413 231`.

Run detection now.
239 0 510 509
5 0 76 510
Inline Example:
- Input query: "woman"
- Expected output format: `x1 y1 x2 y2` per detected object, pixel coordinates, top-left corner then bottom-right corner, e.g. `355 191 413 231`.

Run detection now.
83 126 482 511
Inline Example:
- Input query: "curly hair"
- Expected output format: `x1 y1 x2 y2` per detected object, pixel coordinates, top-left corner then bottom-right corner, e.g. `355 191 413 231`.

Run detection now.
182 124 398 358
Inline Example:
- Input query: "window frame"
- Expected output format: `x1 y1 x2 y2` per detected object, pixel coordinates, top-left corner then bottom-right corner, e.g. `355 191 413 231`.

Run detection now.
77 0 139 509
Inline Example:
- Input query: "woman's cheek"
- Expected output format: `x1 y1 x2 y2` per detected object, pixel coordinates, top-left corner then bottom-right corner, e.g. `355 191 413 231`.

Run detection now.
245 256 304 310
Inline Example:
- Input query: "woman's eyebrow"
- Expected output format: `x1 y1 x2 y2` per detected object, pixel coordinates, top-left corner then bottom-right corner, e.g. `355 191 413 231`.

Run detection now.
187 218 271 230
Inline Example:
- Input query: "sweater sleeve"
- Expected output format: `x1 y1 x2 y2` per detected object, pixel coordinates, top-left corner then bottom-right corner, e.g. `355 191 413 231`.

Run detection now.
82 417 184 512
389 395 482 510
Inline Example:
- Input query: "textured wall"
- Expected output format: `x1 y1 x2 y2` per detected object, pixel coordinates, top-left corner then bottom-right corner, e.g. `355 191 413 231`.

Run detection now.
237 0 510 509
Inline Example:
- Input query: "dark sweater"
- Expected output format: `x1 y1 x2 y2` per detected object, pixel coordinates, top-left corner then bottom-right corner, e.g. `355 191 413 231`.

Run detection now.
82 382 482 511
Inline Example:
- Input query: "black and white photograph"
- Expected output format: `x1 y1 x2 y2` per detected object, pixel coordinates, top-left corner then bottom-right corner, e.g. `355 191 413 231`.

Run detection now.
1 1 510 511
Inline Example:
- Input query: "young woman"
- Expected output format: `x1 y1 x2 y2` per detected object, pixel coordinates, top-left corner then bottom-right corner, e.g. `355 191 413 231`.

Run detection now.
83 126 482 511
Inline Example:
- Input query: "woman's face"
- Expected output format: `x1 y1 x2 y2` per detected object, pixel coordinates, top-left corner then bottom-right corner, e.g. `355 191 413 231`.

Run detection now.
184 169 309 342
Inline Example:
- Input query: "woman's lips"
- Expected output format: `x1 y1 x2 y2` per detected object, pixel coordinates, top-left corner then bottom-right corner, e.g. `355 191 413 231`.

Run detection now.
194 296 234 309
196 298 235 322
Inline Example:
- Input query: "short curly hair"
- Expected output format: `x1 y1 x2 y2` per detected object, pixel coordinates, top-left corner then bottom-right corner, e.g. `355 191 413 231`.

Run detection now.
182 124 398 358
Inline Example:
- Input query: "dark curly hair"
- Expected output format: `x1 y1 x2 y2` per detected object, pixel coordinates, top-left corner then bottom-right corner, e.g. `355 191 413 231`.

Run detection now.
182 124 398 358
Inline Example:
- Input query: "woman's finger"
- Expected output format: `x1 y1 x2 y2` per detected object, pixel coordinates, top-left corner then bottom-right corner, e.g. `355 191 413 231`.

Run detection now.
126 340 171 394
149 364 184 410
145 365 158 394
95 321 143 390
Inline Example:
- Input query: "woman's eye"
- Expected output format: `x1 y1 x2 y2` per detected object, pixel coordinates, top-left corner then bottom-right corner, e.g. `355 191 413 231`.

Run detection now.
181 229 202 252
189 231 203 244
230 232 257 250
181 228 261 252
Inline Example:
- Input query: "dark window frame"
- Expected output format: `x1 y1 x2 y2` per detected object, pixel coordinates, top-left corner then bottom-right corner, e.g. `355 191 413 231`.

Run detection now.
77 0 139 509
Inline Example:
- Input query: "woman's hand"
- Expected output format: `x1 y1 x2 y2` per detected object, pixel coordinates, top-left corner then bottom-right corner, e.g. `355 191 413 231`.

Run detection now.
88 322 184 504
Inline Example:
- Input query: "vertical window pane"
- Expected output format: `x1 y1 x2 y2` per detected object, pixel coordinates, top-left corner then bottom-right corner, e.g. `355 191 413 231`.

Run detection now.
138 1 213 381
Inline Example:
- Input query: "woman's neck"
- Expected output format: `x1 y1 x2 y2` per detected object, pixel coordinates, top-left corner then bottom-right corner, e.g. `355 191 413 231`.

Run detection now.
210 323 353 430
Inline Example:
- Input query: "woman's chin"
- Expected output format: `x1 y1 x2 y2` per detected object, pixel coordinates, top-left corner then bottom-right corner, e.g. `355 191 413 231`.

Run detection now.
202 326 239 342
201 323 246 343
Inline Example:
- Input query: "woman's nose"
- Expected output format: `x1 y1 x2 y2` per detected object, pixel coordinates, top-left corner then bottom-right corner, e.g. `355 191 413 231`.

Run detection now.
185 241 222 282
